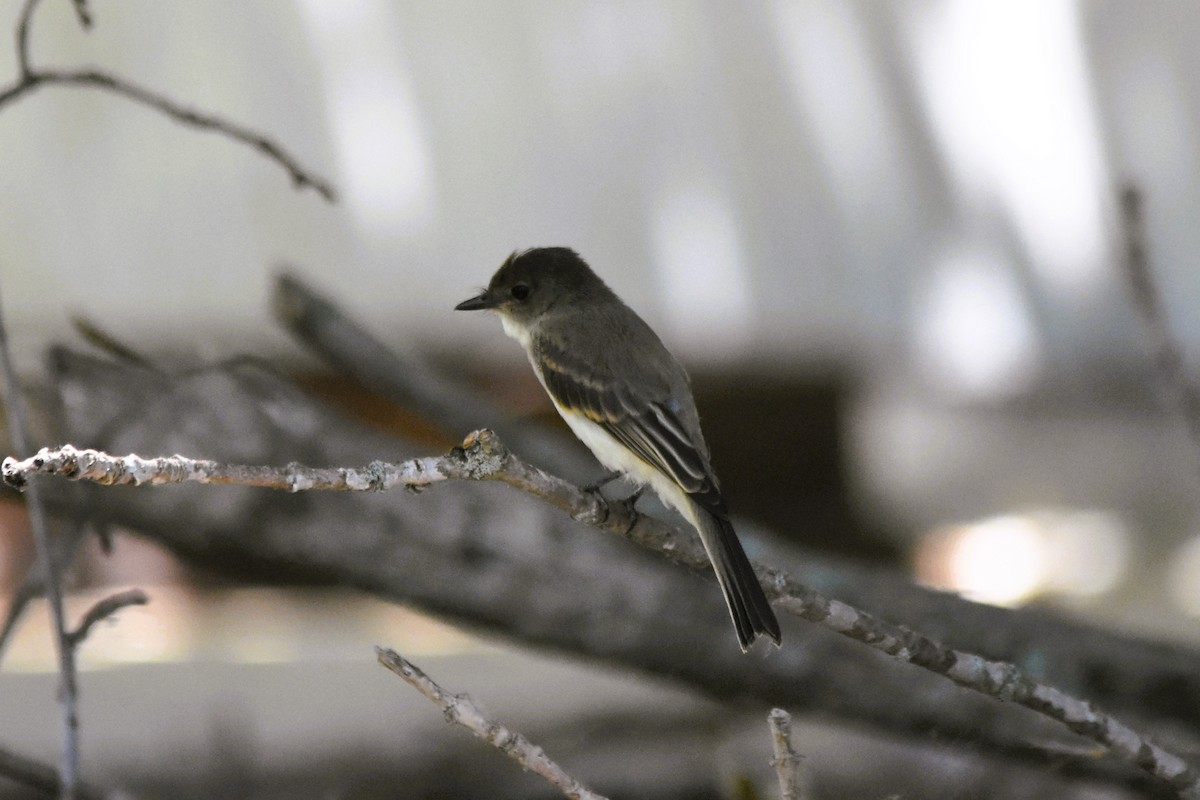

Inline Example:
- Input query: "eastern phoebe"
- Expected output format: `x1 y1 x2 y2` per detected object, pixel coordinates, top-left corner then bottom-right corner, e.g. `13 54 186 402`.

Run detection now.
456 247 781 651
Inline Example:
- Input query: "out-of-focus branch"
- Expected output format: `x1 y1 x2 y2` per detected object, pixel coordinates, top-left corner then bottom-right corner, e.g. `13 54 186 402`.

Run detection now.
2 0 335 201
0 519 91 662
376 647 608 800
8 432 1199 796
768 708 804 800
0 283 80 798
0 743 106 800
1119 184 1200 467
68 0 90 28
65 588 148 648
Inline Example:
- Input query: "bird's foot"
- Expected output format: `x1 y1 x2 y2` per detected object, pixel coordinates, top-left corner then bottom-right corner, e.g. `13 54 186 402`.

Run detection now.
573 485 611 525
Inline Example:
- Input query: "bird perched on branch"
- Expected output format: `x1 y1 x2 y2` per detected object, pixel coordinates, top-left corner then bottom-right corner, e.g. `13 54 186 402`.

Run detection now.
456 247 781 651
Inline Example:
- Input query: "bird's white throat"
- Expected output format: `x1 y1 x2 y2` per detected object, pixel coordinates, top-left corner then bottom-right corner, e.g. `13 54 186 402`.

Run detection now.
498 312 533 350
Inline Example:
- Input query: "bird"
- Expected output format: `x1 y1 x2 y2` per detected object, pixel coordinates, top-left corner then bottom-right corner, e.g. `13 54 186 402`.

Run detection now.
455 247 781 651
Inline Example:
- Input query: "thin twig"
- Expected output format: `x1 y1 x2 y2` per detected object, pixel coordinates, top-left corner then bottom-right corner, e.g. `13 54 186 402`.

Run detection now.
1118 184 1200 473
375 647 608 800
6 431 1199 797
0 519 92 662
69 0 91 28
15 0 38 79
768 708 803 800
66 588 148 648
70 315 155 368
1 0 334 200
0 286 79 798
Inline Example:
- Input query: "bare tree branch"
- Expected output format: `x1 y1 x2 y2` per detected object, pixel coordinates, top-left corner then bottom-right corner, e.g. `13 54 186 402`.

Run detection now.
0 286 80 799
768 708 804 800
2 0 335 201
376 647 608 800
7 431 1199 796
66 588 148 648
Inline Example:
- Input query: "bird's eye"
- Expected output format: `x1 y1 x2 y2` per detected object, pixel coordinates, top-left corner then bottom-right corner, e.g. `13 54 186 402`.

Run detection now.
510 284 530 300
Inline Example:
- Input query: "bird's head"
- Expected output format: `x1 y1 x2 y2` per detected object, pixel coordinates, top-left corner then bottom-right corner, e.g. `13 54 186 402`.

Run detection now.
454 247 604 327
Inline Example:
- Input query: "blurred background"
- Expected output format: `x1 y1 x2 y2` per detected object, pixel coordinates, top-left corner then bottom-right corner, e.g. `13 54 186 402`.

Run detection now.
1 0 1199 797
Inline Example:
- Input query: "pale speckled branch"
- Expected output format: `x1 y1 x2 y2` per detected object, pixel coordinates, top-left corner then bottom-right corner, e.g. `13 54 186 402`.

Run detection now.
768 708 803 800
375 647 608 800
768 586 1200 797
1 431 605 522
5 430 1198 797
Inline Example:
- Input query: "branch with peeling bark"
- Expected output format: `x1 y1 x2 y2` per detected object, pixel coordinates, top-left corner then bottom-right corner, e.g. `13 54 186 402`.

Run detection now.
376 647 608 800
1 0 335 201
5 431 1199 797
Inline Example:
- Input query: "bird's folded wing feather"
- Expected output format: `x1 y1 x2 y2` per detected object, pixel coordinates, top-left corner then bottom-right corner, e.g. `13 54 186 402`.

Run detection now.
536 334 728 517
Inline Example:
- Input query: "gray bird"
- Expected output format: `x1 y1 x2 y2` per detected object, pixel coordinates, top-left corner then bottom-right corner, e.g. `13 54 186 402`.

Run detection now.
456 247 781 651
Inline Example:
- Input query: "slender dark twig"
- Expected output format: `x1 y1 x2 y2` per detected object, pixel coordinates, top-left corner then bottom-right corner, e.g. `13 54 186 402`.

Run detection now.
15 0 38 78
68 0 91 28
1 0 335 200
0 285 79 798
6 432 1199 797
70 316 155 368
1119 184 1200 470
0 519 92 663
66 588 148 648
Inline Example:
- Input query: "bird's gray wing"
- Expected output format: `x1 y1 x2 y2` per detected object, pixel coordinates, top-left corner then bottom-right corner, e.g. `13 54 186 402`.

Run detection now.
535 330 728 517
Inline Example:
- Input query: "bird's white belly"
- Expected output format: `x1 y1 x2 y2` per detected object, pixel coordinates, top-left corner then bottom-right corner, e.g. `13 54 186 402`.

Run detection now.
552 398 691 519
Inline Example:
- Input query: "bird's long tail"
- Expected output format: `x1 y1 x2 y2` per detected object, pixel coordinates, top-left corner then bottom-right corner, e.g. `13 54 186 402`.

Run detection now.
689 502 782 651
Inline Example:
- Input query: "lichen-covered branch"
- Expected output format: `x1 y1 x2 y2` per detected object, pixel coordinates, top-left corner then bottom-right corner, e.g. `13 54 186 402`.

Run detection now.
376 647 608 800
1 435 501 494
6 431 1198 796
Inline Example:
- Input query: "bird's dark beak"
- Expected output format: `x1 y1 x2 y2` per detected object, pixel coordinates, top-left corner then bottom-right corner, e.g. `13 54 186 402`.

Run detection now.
454 291 496 311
